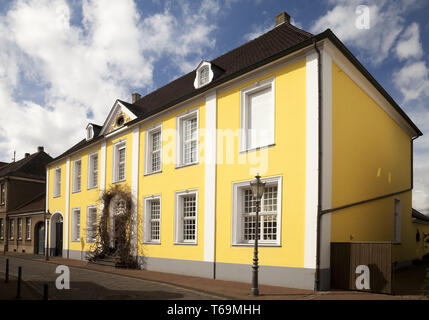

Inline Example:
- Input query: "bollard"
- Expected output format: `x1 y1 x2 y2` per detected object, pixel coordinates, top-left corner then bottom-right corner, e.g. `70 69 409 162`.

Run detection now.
16 266 21 299
5 259 9 283
43 283 48 300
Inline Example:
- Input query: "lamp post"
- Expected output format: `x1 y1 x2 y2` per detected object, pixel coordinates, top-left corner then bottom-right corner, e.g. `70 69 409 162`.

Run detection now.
45 210 51 261
249 174 265 296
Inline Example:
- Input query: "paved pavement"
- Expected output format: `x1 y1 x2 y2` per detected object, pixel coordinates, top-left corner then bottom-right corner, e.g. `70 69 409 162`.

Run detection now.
1 252 428 300
0 255 221 300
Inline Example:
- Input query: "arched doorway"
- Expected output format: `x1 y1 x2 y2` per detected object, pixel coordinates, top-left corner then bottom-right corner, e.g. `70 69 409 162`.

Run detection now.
109 196 127 252
34 222 45 255
50 212 63 257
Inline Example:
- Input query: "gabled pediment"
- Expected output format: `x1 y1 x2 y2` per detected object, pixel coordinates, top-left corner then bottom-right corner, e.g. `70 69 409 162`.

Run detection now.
99 100 138 136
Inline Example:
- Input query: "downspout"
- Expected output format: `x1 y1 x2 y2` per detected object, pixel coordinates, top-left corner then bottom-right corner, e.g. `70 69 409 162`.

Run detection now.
313 39 323 291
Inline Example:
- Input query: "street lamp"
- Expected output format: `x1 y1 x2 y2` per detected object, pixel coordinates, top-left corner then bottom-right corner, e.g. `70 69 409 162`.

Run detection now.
249 174 265 296
45 210 51 261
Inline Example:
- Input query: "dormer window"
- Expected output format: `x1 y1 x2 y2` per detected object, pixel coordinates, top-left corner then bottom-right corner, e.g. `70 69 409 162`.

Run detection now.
86 124 94 141
194 61 214 89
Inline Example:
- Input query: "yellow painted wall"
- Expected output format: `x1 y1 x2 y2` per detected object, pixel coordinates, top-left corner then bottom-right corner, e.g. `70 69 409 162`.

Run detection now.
331 61 418 262
215 59 307 268
138 101 206 261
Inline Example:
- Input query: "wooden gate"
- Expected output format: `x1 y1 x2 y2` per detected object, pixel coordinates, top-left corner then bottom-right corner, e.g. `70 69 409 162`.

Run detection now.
330 242 393 294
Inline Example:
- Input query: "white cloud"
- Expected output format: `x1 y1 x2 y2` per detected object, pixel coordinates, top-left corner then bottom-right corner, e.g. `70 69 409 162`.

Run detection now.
393 61 429 102
0 0 222 161
395 22 424 61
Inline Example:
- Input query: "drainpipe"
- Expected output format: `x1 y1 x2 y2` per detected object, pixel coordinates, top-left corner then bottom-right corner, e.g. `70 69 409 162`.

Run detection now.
313 39 323 291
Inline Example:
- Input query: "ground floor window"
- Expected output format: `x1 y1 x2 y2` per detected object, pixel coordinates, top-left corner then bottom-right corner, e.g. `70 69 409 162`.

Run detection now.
0 218 4 239
174 190 198 244
17 218 22 240
143 195 161 243
72 208 81 242
86 206 97 243
26 218 31 240
232 176 282 245
9 219 14 240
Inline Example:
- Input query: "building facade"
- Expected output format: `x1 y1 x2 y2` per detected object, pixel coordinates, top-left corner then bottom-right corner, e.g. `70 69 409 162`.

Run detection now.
45 12 424 290
0 147 52 254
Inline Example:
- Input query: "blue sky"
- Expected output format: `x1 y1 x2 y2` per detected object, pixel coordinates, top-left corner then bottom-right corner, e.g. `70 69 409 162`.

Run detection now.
0 0 428 211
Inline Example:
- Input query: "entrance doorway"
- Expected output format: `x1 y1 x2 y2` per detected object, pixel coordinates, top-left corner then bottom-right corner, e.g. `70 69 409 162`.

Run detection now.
50 212 64 257
34 222 45 255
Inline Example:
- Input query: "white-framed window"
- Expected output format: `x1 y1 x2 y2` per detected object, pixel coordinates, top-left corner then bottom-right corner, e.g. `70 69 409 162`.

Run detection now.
176 109 199 167
174 190 198 244
145 124 162 175
393 199 402 244
0 218 4 239
53 167 61 198
25 218 31 240
9 219 14 240
240 77 275 151
17 218 22 240
86 206 97 243
72 159 82 193
88 152 98 189
0 183 5 205
194 61 214 89
232 176 282 246
86 124 94 141
113 141 126 182
143 195 161 243
72 208 81 242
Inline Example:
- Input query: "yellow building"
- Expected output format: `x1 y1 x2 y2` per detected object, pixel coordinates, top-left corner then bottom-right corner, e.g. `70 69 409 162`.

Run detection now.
45 12 424 291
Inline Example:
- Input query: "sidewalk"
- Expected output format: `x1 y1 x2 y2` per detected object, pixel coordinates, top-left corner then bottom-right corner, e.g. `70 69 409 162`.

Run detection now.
3 252 426 300
0 273 41 300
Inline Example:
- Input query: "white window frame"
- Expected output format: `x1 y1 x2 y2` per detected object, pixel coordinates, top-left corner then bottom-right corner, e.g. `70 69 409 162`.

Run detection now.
53 167 61 198
71 208 81 242
144 124 162 175
113 140 126 183
240 77 275 152
87 152 99 189
393 199 402 244
72 159 82 193
25 217 31 240
86 205 98 243
0 183 5 205
174 189 198 245
17 218 22 240
232 176 282 246
193 61 214 89
143 195 162 244
176 108 199 168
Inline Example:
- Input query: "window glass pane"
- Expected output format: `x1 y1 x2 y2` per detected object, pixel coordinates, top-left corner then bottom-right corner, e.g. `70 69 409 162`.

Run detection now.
118 147 126 181
151 131 161 172
92 155 98 187
150 200 160 241
199 66 209 85
183 196 196 241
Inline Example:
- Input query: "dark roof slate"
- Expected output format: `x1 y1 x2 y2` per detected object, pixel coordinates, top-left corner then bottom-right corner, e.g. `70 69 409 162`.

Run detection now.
8 192 45 214
412 208 429 223
0 151 53 180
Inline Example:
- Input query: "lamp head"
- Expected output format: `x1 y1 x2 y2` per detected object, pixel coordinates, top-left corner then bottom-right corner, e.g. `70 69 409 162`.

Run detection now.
250 175 265 199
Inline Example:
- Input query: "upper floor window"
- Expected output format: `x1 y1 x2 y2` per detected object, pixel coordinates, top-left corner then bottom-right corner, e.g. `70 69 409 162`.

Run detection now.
72 208 81 242
25 218 31 240
0 183 4 205
145 125 162 175
86 124 94 141
86 206 97 243
72 159 82 193
232 176 282 246
53 167 61 198
113 141 126 183
199 66 209 86
88 153 98 189
240 78 275 151
175 190 198 244
194 61 213 89
176 110 199 167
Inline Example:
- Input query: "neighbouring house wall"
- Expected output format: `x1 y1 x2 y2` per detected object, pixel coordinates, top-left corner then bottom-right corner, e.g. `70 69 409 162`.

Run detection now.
330 60 417 263
7 213 45 254
7 179 45 211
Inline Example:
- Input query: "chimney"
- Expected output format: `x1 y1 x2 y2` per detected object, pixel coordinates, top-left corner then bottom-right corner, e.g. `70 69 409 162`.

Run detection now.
275 11 290 26
25 153 30 158
37 146 44 153
132 93 141 104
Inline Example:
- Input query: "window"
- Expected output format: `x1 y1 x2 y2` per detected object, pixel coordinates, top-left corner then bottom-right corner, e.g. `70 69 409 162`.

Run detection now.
54 167 61 197
72 208 81 242
86 125 94 141
199 66 209 86
393 199 402 244
145 125 162 175
17 218 22 240
175 190 198 244
88 153 98 189
9 219 14 240
194 61 213 89
113 142 126 182
0 219 4 239
0 183 4 205
232 176 282 245
240 78 275 151
72 159 82 193
176 110 199 167
143 196 161 243
25 218 31 240
86 206 97 243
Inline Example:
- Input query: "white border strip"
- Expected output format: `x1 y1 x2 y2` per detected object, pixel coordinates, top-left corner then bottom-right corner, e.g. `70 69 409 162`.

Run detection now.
131 127 140 255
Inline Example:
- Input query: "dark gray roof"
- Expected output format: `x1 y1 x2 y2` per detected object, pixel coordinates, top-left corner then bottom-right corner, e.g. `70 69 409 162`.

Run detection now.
412 208 429 223
0 151 53 180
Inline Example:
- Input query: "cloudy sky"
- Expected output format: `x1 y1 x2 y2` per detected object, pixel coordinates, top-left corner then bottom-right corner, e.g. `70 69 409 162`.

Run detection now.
0 0 428 211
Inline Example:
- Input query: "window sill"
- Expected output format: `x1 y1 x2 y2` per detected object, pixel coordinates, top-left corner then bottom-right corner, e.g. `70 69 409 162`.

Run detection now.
175 162 199 170
174 242 198 246
72 190 81 194
53 195 61 199
232 243 281 248
87 186 98 191
112 179 126 184
144 170 162 177
240 143 275 154
143 241 161 245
